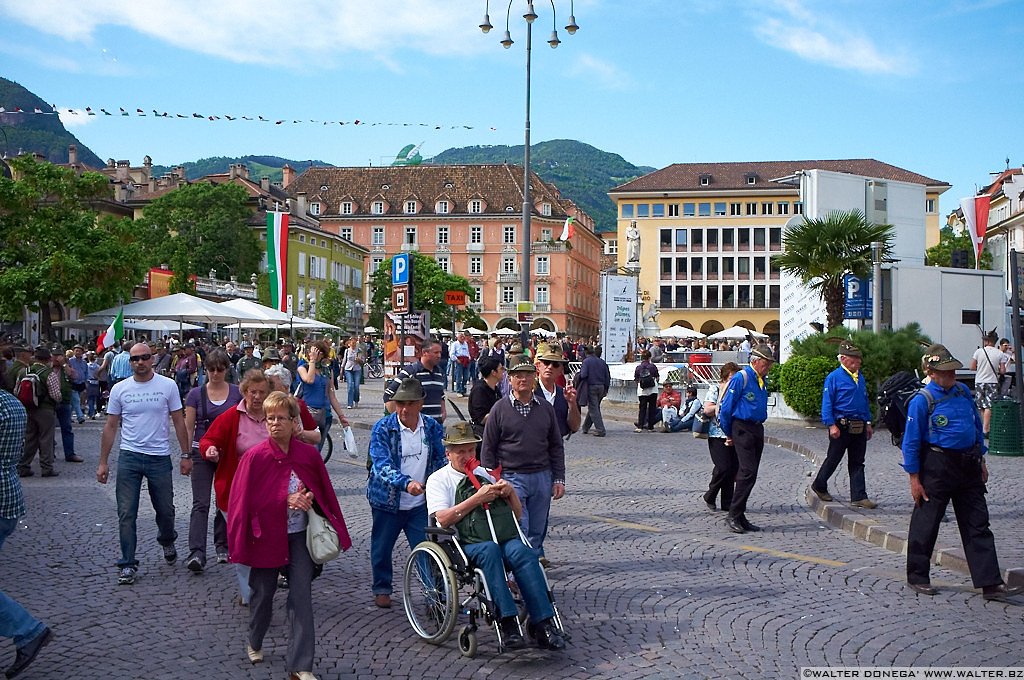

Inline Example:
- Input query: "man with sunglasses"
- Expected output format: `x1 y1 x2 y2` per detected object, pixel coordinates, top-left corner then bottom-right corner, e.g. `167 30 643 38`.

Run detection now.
96 343 192 586
533 344 580 440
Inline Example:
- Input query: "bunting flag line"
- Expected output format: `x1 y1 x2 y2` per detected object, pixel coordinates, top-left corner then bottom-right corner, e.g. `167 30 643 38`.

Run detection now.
959 195 991 270
266 212 289 312
0 104 494 131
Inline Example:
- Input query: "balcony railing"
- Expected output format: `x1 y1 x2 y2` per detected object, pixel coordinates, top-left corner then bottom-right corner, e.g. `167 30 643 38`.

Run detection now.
467 243 485 252
497 272 521 283
497 302 518 313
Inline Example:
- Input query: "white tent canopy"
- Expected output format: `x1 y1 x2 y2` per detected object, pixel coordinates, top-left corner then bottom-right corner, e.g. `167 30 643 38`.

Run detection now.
224 317 341 331
706 325 768 341
430 327 453 336
53 318 204 333
494 327 519 336
363 326 379 334
530 328 556 337
659 326 706 339
460 327 488 336
85 293 263 325
218 298 291 323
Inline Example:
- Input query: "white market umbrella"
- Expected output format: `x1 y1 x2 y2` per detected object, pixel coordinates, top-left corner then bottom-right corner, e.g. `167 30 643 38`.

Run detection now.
430 327 453 336
706 325 768 341
85 293 262 325
363 326 379 334
659 326 706 339
224 317 342 331
54 318 204 333
494 327 519 336
460 327 488 336
530 328 555 337
218 298 291 323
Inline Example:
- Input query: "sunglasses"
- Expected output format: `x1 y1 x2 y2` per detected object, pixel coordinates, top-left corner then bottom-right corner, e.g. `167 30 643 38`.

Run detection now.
538 359 561 366
129 354 152 362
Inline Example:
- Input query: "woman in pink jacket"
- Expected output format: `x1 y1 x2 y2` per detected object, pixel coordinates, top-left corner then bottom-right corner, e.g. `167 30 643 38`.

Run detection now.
227 392 351 680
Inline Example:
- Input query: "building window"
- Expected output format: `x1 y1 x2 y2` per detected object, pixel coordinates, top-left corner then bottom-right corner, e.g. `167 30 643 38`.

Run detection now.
660 229 672 250
700 175 710 186
707 286 719 308
340 227 353 241
692 229 703 249
738 286 750 308
675 285 687 308
754 229 766 249
660 286 672 308
714 202 726 216
469 199 483 214
436 225 449 245
341 201 353 215
501 286 516 304
706 230 718 250
503 225 516 244
698 203 711 217
794 202 804 215
637 204 650 218
298 251 307 276
926 198 936 213
436 255 450 273
541 227 552 240
778 201 790 215
661 258 673 277
469 256 482 276
668 204 680 217
724 258 735 275
730 202 741 216
536 255 550 275
298 234 306 243
691 285 703 308
770 285 780 308
722 229 734 250
309 202 321 216
604 239 618 255
372 227 384 246
769 227 782 249
437 200 449 214
754 286 766 308
370 257 383 274
675 229 687 248
722 285 735 308
472 285 483 303
683 203 695 217
405 226 417 246
738 257 750 275
470 225 482 244
746 202 757 216
621 204 634 218
371 201 385 215
541 202 551 216
535 285 549 304
746 174 757 185
652 203 665 218
761 202 774 215
405 200 417 214
502 257 516 274
738 228 750 249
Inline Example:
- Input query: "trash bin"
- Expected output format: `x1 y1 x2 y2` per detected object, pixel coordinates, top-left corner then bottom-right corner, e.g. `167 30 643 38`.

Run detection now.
988 399 1023 456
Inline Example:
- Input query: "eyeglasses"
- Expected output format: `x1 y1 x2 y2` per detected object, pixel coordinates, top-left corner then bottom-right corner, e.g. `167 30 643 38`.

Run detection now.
129 354 152 362
266 415 294 423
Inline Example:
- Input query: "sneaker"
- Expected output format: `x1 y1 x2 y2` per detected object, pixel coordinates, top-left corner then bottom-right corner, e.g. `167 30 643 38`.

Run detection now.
851 498 878 509
634 427 643 433
185 552 204 573
118 566 137 585
163 544 178 564
215 547 229 564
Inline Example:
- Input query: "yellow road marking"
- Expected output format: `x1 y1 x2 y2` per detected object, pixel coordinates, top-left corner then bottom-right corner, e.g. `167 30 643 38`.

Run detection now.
585 514 662 533
736 544 847 568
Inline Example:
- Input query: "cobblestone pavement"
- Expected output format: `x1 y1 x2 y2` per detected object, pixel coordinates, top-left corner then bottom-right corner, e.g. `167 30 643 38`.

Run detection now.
3 380 1023 679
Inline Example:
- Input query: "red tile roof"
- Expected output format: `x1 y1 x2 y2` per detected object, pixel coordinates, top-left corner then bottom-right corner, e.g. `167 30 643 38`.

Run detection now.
610 159 949 193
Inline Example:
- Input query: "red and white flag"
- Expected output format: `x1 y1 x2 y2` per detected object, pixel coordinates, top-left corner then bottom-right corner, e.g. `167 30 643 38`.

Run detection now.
559 216 575 241
97 309 124 354
959 195 991 270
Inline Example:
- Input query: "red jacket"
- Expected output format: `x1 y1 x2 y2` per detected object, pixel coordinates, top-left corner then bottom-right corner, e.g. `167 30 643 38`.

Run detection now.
200 401 317 512
227 436 351 568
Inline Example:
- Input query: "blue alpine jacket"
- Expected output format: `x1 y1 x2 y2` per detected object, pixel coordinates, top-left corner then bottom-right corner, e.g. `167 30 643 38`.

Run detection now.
366 412 446 513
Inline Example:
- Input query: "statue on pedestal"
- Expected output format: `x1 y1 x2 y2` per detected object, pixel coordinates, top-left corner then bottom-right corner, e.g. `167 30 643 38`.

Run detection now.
626 220 640 264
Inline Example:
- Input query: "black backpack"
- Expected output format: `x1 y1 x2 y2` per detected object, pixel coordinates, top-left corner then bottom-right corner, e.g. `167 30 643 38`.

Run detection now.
637 365 656 389
877 371 968 447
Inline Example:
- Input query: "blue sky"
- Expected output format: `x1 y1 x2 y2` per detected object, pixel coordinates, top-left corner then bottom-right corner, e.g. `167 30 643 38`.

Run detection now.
1 0 1020 217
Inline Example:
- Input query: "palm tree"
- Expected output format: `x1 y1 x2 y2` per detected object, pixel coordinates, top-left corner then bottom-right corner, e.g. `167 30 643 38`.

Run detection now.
775 210 894 330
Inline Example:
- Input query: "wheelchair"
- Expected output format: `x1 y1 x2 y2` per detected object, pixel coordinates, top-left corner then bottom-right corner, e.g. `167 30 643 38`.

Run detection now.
401 522 567 657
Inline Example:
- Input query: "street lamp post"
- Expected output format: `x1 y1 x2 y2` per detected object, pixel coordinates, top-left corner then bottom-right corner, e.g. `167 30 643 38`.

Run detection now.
480 0 578 343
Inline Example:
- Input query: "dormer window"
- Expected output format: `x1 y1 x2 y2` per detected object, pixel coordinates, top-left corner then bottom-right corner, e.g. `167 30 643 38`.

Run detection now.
381 184 390 190
436 200 449 214
540 202 551 216
319 184 329 191
444 181 455 189
340 201 353 215
746 174 758 185
699 174 712 186
371 201 385 215
469 199 483 214
309 202 321 216
404 200 417 215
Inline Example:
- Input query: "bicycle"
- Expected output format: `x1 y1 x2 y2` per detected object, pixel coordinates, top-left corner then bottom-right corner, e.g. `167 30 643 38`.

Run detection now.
366 357 384 379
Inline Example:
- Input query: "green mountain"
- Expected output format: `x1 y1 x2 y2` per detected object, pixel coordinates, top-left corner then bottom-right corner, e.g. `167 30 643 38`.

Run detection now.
0 77 104 167
432 139 654 233
152 155 334 183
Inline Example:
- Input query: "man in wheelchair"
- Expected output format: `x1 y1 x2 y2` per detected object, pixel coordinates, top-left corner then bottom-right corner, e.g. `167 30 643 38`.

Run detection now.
424 422 566 651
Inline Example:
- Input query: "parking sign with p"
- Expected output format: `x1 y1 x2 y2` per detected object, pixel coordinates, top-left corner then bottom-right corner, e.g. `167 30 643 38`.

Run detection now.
392 253 410 286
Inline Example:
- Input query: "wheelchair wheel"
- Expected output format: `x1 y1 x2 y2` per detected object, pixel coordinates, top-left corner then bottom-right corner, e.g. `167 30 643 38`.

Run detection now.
458 625 478 658
403 542 459 645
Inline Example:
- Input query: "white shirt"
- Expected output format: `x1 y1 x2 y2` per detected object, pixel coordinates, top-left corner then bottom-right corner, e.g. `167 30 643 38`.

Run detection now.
426 464 495 515
399 415 429 510
107 373 182 455
973 346 1004 385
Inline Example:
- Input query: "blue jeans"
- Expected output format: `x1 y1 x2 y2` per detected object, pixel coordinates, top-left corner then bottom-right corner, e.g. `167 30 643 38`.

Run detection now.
505 470 553 557
345 369 361 407
55 402 75 459
370 504 427 595
463 539 554 622
454 362 469 394
0 516 47 648
115 450 177 568
70 391 85 421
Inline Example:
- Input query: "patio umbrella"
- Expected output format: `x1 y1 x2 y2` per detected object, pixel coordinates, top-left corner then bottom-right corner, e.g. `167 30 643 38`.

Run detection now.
659 326 706 339
494 327 519 336
53 318 205 333
85 293 262 325
218 298 291 324
363 326 379 334
706 325 768 341
460 327 488 336
430 328 453 336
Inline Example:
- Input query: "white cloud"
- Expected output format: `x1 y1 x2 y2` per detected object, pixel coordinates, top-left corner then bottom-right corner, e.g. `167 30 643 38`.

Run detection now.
752 0 915 76
0 0 487 66
568 53 632 91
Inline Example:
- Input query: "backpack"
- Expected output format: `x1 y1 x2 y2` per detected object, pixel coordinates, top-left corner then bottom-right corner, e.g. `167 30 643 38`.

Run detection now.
16 366 48 409
637 365 656 389
877 371 967 447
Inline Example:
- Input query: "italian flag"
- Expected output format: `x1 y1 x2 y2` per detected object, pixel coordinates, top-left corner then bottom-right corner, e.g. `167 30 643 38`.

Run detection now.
267 212 289 311
559 215 575 241
97 309 123 354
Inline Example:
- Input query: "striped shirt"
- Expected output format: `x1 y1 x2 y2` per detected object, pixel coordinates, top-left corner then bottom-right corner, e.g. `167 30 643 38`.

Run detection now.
383 360 446 422
0 390 28 520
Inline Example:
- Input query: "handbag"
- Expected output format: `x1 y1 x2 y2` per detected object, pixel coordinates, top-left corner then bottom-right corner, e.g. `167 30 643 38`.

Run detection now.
692 412 711 439
342 425 357 454
306 506 341 565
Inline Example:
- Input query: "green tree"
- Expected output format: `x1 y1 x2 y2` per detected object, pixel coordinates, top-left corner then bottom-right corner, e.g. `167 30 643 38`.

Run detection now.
138 183 260 286
775 210 894 330
0 155 150 337
368 252 483 330
925 225 993 269
316 281 348 328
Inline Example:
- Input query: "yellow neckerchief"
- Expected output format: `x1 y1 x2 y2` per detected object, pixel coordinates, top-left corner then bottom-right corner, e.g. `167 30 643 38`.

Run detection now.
841 364 859 384
748 365 764 390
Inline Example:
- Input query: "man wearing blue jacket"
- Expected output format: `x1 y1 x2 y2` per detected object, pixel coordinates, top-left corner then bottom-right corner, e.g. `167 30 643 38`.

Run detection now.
901 344 1022 601
366 378 446 609
812 341 876 508
717 343 775 534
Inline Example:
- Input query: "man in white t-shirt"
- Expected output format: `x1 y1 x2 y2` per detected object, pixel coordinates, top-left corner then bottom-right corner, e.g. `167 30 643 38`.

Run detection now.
970 332 1005 438
96 342 192 586
425 421 566 651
